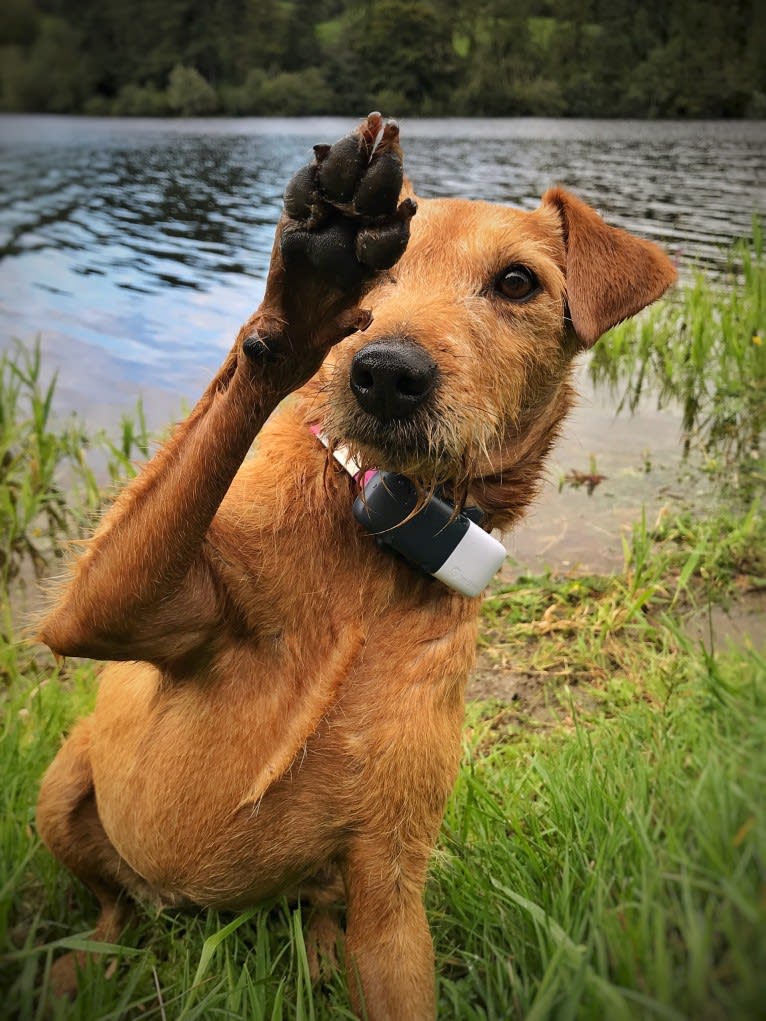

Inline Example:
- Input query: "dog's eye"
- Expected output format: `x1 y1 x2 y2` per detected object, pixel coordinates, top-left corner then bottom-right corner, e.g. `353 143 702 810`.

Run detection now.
496 265 540 302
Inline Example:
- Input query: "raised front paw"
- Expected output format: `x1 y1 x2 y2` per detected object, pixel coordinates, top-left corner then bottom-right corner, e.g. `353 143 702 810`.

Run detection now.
280 112 416 290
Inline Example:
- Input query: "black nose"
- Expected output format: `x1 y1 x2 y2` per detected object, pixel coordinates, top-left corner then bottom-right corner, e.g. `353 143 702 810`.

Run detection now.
350 340 438 421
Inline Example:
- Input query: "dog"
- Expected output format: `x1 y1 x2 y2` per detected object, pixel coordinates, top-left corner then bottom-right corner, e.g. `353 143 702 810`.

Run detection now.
35 113 676 1019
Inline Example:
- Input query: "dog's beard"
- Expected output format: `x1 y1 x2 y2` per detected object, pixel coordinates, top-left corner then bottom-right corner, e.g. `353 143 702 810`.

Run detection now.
319 396 453 480
332 414 455 481
320 398 507 505
310 362 517 501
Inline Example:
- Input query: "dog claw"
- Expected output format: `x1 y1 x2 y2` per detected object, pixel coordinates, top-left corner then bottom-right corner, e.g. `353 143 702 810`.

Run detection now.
360 111 383 151
380 120 400 146
242 331 277 363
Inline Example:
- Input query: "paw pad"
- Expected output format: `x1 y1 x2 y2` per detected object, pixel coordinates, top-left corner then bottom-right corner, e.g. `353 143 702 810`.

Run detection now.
280 113 415 288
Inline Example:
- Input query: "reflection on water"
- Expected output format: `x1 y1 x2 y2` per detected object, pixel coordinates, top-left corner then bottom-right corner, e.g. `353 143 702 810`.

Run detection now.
0 115 763 571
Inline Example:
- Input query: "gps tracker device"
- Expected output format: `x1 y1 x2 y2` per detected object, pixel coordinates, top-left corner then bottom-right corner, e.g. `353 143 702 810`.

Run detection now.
352 471 506 597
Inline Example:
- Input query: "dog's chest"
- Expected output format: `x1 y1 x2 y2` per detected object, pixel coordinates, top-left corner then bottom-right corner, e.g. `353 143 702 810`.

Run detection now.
324 606 478 827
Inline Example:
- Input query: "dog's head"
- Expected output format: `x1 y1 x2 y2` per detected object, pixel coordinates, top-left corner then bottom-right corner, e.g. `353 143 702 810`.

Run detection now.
313 188 676 528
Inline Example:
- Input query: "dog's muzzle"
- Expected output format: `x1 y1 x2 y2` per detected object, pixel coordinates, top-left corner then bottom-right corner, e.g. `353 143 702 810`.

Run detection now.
350 339 437 421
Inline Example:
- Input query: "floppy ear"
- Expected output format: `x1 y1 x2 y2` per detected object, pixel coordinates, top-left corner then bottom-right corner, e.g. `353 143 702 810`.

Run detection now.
542 187 677 347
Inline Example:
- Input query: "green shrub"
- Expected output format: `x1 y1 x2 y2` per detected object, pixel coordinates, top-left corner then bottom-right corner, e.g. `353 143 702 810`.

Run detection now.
224 66 337 116
0 339 150 585
112 82 170 117
81 94 112 116
256 67 336 116
221 67 268 115
0 16 91 112
166 64 218 117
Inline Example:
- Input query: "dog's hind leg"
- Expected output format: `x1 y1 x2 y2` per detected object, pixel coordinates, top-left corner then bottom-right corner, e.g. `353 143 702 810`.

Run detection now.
36 717 149 998
293 865 346 982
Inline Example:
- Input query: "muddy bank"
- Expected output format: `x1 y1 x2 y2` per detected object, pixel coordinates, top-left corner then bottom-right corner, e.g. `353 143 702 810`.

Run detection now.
468 588 766 713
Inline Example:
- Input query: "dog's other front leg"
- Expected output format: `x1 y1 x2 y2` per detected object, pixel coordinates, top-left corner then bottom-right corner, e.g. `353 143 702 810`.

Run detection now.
39 113 414 666
342 842 436 1021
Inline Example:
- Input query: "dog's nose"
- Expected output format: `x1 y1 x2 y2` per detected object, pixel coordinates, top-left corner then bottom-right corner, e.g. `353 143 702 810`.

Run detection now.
350 340 438 421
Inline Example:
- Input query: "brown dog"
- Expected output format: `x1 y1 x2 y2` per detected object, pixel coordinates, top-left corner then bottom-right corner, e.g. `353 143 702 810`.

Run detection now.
36 114 676 1019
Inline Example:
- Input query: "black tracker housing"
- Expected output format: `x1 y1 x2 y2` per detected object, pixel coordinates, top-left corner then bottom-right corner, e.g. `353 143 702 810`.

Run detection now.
352 471 482 574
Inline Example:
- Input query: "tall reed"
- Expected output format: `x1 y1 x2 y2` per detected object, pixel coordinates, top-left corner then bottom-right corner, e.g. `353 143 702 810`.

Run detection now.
590 218 765 490
0 339 150 585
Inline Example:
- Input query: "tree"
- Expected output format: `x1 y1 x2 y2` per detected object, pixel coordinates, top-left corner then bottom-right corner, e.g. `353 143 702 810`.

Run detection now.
166 63 217 115
0 15 92 112
0 0 763 117
337 0 459 114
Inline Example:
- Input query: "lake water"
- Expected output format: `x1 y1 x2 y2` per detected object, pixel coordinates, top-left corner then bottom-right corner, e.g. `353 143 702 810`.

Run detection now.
1 115 764 572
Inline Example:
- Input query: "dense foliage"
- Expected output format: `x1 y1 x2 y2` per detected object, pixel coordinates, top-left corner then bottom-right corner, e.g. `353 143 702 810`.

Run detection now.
0 0 764 118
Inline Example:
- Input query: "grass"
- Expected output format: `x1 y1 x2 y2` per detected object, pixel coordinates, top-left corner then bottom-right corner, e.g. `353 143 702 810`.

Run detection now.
478 499 766 691
590 218 766 491
438 643 765 1021
1 261 765 1021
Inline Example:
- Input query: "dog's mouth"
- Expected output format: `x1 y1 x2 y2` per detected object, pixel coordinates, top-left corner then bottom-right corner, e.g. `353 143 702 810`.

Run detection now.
320 393 495 499
338 411 452 477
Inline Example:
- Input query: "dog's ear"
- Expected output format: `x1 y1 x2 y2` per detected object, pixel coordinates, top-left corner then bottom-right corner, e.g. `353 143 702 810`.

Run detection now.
541 187 677 347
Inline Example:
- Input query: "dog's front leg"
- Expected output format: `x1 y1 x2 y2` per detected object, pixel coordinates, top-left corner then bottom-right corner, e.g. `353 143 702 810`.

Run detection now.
39 113 414 665
343 842 436 1021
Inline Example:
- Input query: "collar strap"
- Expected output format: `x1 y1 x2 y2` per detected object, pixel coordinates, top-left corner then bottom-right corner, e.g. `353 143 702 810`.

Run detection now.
311 425 506 597
311 425 374 486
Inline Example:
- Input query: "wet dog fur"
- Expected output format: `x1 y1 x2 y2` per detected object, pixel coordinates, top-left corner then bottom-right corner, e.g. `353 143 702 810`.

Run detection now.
35 116 676 1019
